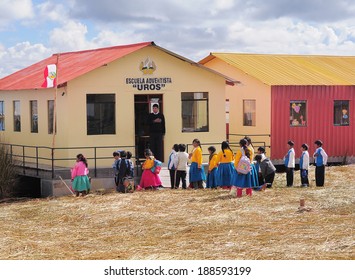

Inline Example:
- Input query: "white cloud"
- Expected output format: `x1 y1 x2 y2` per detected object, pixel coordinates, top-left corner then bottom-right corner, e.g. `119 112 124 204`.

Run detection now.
0 41 51 77
49 21 95 51
0 0 34 28
209 0 235 15
226 18 355 55
37 1 67 22
92 30 146 47
1 0 355 79
49 21 148 51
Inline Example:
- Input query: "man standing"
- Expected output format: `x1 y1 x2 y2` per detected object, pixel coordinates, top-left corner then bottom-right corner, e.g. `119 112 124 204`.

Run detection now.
148 104 165 161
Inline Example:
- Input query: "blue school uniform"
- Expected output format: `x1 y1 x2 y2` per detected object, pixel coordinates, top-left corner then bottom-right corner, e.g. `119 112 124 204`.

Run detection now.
216 149 235 187
233 149 252 188
250 163 259 187
206 153 219 188
189 147 206 183
189 162 206 182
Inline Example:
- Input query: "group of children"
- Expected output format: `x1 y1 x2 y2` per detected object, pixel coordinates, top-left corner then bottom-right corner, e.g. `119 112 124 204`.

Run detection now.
112 150 135 193
284 139 328 187
168 144 190 189
167 138 273 197
69 137 328 197
166 137 328 197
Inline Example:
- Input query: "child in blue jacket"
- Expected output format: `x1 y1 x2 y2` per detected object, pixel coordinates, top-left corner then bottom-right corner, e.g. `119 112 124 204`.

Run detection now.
313 140 328 187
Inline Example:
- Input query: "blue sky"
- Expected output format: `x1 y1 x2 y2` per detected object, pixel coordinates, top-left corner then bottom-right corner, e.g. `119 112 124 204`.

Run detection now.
1 0 355 78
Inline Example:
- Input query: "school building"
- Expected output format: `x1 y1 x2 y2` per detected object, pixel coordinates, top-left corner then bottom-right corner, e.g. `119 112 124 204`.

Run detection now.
200 53 355 164
0 42 235 178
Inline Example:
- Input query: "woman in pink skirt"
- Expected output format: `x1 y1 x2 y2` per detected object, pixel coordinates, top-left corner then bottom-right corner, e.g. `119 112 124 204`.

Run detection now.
138 149 163 190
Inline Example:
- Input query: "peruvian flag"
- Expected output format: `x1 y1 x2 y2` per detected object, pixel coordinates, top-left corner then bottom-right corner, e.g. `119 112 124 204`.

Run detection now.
41 64 57 88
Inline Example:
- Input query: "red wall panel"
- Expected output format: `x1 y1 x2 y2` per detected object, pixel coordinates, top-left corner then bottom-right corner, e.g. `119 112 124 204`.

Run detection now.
271 85 355 161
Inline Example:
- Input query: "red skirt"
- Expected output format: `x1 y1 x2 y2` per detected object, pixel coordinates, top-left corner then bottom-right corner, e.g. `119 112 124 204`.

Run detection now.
139 169 162 188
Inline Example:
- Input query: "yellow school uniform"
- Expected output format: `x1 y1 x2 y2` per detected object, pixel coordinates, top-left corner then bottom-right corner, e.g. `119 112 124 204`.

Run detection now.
208 153 218 171
191 147 203 168
217 149 234 163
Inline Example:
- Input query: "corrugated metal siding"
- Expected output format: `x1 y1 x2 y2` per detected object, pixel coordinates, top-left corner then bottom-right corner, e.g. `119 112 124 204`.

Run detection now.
209 53 355 86
271 85 355 160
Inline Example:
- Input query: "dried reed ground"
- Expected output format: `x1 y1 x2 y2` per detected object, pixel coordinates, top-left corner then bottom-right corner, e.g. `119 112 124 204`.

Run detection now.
0 165 354 260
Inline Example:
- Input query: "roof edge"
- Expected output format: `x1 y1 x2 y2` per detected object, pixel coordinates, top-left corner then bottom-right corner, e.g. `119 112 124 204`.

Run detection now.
152 46 239 84
198 53 216 65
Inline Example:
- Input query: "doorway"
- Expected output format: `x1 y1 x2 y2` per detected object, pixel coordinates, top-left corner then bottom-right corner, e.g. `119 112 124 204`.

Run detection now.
134 94 163 161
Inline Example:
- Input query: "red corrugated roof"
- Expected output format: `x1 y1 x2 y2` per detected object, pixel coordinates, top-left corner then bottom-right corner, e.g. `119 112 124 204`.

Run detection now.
0 41 154 90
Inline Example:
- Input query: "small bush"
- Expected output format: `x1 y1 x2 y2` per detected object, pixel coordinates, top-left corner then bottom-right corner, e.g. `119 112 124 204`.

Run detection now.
0 144 18 199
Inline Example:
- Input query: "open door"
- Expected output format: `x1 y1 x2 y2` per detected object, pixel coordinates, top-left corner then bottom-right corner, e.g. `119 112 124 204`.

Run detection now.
134 94 163 161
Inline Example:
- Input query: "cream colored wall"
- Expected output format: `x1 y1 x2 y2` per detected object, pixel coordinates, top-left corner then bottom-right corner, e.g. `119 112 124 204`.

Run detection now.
1 47 227 167
203 58 272 154
0 89 60 164
0 89 56 145
53 46 227 164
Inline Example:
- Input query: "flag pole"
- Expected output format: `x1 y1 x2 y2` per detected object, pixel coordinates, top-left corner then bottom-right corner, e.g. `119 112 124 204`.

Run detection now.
51 54 59 163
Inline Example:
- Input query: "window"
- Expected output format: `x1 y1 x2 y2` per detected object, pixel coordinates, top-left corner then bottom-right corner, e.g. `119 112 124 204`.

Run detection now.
290 101 307 127
334 100 349 126
13 101 21 132
0 101 4 131
181 92 209 132
48 100 55 134
243 100 256 126
87 94 115 135
30 100 38 133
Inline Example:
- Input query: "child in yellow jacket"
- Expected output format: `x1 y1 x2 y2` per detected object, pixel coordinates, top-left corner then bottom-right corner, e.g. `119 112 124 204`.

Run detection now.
216 141 235 189
206 146 219 189
189 139 206 189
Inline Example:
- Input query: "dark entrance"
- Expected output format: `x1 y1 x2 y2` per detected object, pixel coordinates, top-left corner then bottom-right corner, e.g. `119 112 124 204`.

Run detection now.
134 94 163 161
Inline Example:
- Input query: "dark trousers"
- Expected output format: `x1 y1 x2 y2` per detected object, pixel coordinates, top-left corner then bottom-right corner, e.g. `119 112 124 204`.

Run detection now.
258 173 265 185
175 170 187 189
286 167 294 186
192 181 203 189
265 172 275 187
315 165 325 186
300 169 309 186
169 169 176 189
149 133 163 161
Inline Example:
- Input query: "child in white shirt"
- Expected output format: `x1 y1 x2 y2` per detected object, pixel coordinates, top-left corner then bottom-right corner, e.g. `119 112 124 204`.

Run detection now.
300 144 310 187
175 144 189 189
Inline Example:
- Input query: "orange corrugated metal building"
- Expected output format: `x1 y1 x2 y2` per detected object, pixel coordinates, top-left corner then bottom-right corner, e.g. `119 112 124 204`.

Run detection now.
200 53 355 163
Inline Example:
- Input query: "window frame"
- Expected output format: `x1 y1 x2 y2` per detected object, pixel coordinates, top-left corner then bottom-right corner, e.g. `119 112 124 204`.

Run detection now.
243 99 256 126
30 100 38 133
86 93 116 135
181 92 209 133
290 100 307 127
333 100 350 126
0 101 4 131
48 100 55 134
13 100 21 132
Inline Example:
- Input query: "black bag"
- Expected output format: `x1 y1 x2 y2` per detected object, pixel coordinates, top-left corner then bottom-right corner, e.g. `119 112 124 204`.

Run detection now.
116 159 133 193
116 159 130 180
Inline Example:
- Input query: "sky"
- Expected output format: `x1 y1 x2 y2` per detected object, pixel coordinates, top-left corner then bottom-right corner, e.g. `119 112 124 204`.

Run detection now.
1 0 355 78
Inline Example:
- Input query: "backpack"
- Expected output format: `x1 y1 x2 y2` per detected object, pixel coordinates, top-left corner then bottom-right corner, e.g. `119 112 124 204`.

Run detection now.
116 159 132 181
116 176 135 193
236 155 251 174
116 159 134 193
151 159 162 174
